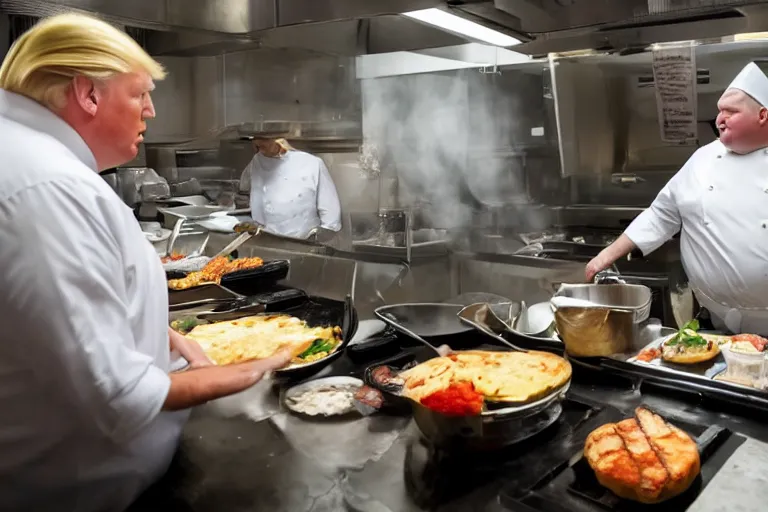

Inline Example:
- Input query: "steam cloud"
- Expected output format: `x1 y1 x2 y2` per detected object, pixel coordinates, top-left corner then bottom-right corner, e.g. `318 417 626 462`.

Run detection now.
361 68 539 235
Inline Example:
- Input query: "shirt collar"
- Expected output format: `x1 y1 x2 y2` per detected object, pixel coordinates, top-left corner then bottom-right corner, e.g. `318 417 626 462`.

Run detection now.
0 89 98 172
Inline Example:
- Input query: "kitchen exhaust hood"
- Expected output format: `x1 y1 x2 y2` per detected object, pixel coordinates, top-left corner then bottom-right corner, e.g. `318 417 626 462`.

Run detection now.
4 0 768 55
461 0 768 55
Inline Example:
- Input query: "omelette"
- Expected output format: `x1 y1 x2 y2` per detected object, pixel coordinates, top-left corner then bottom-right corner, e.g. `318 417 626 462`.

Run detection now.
400 350 571 405
183 314 342 366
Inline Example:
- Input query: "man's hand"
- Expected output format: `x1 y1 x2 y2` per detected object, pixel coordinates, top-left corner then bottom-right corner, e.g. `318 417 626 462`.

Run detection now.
168 327 214 369
585 255 609 282
250 347 294 373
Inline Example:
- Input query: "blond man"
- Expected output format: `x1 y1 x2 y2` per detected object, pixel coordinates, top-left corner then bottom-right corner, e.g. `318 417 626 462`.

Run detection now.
0 14 290 511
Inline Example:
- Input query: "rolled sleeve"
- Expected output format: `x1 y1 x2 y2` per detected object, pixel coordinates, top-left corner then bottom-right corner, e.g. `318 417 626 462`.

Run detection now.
624 172 685 256
0 180 169 443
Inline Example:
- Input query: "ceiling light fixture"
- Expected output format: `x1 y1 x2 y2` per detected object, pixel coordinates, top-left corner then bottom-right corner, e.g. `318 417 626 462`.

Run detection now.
403 8 521 48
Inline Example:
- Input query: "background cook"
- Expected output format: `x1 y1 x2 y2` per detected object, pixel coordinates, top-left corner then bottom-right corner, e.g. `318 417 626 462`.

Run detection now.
0 14 292 512
238 135 342 239
586 61 768 335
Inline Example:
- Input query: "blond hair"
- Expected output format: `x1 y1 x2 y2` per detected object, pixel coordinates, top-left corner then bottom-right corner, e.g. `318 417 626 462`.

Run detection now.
0 13 166 109
275 138 295 152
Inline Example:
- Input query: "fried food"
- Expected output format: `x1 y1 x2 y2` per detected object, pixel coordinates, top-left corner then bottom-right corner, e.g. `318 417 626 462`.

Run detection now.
400 350 571 408
584 406 700 504
168 256 264 290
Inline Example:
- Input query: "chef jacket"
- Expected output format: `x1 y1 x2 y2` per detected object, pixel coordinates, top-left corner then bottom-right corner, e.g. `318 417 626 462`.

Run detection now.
240 151 342 239
625 139 768 334
0 90 188 511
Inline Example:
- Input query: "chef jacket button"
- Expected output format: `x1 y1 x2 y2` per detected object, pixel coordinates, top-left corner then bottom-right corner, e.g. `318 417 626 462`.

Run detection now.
764 188 768 193
717 155 722 159
763 222 767 229
708 185 714 190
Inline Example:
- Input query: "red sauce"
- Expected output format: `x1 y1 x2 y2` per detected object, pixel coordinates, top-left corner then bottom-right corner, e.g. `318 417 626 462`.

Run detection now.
420 381 484 416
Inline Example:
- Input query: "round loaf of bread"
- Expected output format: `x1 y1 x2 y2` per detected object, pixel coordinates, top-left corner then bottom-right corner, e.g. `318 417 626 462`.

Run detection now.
584 406 701 504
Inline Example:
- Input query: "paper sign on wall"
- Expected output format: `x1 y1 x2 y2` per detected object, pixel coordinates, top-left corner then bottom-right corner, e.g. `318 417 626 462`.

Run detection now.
652 44 698 145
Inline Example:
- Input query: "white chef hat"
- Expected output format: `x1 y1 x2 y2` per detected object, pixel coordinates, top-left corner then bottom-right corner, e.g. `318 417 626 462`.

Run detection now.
726 62 768 108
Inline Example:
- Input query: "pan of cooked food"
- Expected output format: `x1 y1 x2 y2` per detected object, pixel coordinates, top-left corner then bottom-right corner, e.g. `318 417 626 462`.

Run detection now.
167 256 267 290
171 293 357 380
364 349 572 449
167 256 290 307
602 319 768 408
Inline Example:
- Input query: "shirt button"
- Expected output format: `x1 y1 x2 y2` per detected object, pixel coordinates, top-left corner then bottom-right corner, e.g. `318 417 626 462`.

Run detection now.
708 185 714 191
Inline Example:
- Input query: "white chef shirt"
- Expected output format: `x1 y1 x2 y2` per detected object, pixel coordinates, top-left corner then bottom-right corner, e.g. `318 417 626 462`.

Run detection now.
0 90 187 511
241 151 342 239
625 140 768 333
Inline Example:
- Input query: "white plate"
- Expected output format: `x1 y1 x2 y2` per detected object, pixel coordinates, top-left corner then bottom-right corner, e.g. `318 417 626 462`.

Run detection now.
283 376 363 417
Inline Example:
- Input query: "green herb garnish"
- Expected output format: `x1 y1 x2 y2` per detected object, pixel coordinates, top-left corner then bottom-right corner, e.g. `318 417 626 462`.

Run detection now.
298 338 337 359
172 317 199 334
666 319 707 347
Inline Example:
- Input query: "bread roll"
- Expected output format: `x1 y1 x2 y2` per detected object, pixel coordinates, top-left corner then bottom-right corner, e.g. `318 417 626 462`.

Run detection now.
584 407 700 504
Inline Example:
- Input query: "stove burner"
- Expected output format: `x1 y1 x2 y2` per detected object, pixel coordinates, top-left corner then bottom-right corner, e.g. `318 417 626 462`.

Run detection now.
403 398 602 509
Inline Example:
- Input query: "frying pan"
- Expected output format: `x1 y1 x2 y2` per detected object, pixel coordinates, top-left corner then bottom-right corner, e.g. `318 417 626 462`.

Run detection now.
374 302 475 349
173 289 357 381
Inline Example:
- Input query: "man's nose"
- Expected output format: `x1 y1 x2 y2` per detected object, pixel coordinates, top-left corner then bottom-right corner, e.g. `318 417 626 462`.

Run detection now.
144 94 156 119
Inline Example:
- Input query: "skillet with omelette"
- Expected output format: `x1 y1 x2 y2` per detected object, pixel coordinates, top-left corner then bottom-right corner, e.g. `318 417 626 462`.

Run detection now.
172 313 343 368
380 350 572 416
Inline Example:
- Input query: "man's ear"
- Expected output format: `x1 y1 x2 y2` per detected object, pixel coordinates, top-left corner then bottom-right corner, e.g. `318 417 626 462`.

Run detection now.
759 107 768 126
71 75 99 116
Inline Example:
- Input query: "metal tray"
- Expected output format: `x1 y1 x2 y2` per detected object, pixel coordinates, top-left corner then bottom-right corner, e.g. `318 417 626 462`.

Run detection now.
600 332 768 411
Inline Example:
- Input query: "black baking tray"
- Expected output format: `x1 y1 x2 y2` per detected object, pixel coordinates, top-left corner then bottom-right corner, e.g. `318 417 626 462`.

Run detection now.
500 403 746 512
166 259 290 294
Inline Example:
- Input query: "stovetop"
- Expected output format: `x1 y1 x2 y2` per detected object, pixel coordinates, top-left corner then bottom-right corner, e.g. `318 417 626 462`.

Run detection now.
400 396 608 509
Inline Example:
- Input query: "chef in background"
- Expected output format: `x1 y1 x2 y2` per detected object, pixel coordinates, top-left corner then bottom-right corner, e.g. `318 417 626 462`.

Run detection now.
239 135 342 239
0 14 291 512
586 62 768 335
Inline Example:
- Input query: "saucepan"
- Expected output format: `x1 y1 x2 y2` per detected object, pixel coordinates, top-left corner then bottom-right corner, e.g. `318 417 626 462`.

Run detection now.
550 283 652 357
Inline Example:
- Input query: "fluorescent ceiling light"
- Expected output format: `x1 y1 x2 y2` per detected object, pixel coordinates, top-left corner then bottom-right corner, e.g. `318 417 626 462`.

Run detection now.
403 8 521 48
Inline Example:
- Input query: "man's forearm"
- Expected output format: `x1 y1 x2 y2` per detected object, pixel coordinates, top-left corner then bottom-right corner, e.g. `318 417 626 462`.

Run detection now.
598 234 637 268
163 364 263 411
162 349 292 411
